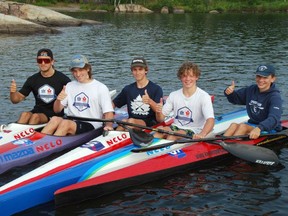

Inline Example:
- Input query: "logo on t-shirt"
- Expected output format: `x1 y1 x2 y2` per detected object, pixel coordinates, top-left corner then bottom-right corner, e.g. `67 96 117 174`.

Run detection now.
249 100 264 115
131 95 150 115
73 92 90 112
38 84 55 103
175 106 193 126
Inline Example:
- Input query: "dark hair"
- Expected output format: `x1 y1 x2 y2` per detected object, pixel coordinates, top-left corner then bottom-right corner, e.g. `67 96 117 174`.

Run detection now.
84 64 92 79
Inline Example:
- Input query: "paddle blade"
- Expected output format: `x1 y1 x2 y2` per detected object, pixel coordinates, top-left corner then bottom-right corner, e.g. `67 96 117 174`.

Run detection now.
129 129 154 147
219 142 279 166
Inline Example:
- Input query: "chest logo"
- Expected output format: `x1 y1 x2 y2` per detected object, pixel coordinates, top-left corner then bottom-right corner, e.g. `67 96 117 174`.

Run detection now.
249 100 264 115
131 95 150 115
38 84 55 103
73 92 90 112
175 106 193 126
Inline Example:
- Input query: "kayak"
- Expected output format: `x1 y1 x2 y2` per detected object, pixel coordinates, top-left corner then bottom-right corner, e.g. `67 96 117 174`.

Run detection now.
0 123 46 145
0 127 104 174
0 90 119 174
0 108 250 215
55 122 288 207
0 90 117 147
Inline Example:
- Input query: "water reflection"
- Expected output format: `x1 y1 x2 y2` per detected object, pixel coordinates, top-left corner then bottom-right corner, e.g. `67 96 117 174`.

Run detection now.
1 12 288 215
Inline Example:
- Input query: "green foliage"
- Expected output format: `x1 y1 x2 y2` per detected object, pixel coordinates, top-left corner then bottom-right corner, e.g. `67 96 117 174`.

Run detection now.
13 0 288 13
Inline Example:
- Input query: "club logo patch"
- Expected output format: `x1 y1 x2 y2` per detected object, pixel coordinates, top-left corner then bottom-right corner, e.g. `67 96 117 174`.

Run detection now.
249 100 264 115
38 84 56 103
131 95 150 115
73 92 90 112
175 106 193 126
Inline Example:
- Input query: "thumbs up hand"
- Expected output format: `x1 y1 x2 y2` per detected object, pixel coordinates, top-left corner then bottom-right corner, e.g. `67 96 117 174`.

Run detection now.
156 98 164 113
10 79 17 93
225 81 235 95
142 89 150 105
57 86 67 101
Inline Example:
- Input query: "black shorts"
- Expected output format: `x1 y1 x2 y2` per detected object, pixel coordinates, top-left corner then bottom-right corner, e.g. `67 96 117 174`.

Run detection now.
75 121 95 134
142 118 157 127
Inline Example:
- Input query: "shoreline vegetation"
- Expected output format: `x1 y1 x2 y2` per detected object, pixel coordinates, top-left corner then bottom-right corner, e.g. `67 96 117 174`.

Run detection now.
16 0 288 13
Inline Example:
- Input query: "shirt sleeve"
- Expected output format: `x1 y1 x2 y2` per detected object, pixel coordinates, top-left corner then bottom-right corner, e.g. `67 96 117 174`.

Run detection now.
113 87 127 108
258 95 283 131
162 93 174 116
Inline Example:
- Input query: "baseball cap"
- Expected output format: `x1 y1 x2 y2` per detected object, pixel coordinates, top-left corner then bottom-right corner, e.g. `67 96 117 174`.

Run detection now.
70 54 89 70
256 64 275 77
131 57 148 68
37 48 53 59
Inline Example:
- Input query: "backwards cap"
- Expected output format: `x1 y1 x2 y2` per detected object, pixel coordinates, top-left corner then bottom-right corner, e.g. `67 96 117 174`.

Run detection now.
37 48 53 59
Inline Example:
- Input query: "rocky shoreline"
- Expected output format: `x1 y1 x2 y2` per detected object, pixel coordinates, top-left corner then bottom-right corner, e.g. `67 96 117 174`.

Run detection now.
0 2 155 34
0 1 102 34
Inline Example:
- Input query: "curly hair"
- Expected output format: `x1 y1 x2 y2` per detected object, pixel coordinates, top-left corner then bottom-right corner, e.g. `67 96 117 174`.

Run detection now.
177 61 201 79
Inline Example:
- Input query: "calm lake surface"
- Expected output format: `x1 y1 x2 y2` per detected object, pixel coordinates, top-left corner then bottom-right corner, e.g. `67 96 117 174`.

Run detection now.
1 12 288 215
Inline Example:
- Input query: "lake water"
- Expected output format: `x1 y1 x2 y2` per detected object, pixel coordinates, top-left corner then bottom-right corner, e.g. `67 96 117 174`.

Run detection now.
1 11 288 215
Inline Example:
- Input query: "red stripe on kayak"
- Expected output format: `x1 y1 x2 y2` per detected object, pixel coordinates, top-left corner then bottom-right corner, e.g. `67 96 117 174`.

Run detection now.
0 132 46 153
55 138 265 195
0 138 133 194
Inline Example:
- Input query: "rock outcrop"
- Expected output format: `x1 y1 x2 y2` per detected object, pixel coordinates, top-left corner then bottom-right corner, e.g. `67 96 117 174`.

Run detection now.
0 13 60 34
115 4 153 13
0 1 82 26
0 1 101 34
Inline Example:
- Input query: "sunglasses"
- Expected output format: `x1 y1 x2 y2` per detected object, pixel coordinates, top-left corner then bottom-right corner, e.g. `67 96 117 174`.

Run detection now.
37 58 51 64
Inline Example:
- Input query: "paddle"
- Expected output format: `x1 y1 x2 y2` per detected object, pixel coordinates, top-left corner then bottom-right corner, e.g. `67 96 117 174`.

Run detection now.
131 130 288 152
68 116 283 166
132 130 288 166
119 124 154 147
67 116 246 140
131 138 280 166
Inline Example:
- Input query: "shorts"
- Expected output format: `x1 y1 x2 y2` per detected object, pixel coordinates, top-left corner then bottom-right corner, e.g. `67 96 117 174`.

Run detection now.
75 121 95 134
170 125 195 137
245 122 276 134
31 107 64 119
142 118 157 127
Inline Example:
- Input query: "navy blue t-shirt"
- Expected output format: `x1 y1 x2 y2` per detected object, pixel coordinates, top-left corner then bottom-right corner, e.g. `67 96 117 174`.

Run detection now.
113 81 163 122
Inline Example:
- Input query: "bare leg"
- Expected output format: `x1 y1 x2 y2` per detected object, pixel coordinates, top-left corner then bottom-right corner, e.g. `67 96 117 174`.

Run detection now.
233 123 254 136
116 119 128 131
28 113 49 124
167 129 187 141
153 126 168 139
223 123 239 136
17 111 32 124
54 119 77 136
41 116 63 135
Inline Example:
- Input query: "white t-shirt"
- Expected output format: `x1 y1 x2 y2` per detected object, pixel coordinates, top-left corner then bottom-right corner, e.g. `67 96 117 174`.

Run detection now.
162 87 214 132
61 79 114 129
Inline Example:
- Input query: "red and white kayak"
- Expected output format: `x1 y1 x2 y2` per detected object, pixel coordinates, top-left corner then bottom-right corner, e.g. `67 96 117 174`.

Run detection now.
0 90 119 174
0 127 104 174
55 122 288 207
0 90 117 147
0 108 251 215
0 123 46 145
